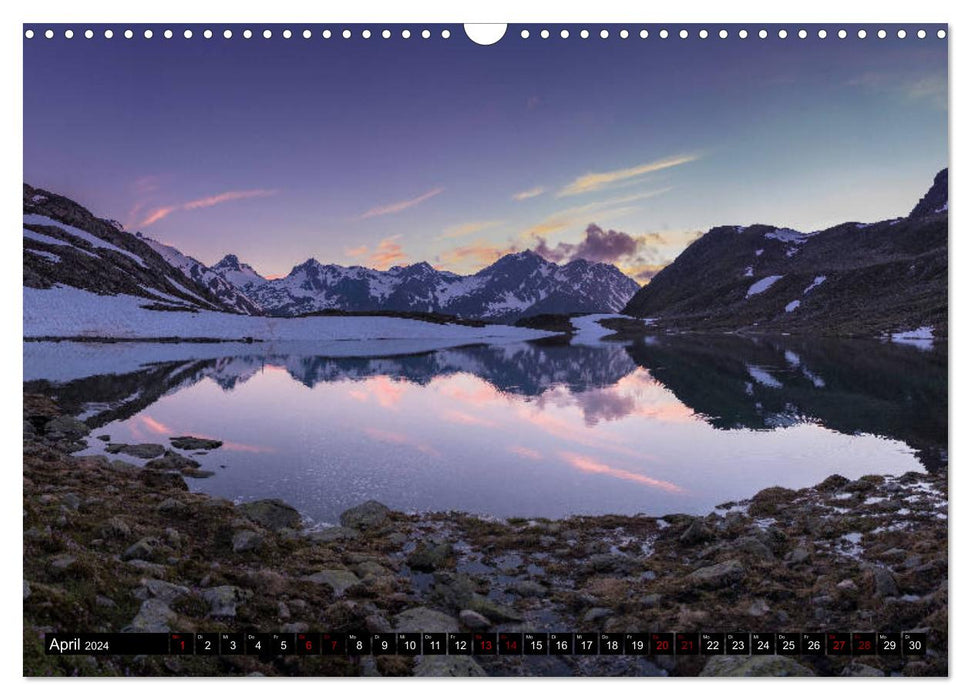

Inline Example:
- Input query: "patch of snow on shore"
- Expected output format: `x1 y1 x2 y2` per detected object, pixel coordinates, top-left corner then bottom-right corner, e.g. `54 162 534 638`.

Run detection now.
890 326 934 351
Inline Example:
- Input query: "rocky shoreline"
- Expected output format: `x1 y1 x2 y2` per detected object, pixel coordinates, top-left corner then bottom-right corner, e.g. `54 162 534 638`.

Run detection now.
23 393 947 677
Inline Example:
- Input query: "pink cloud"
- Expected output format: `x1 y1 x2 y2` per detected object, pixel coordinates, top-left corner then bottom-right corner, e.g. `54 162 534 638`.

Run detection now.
137 189 277 228
560 452 685 493
441 410 498 428
509 445 543 460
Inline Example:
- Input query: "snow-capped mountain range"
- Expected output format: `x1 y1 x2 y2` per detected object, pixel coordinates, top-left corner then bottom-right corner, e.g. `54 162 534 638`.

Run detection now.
23 184 641 321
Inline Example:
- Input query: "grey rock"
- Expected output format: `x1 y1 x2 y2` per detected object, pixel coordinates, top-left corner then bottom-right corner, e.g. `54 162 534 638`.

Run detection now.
281 622 310 634
302 569 360 596
169 436 223 450
458 609 491 630
239 499 302 532
61 493 81 510
407 541 454 572
339 500 391 531
126 598 177 633
394 607 461 633
701 655 815 676
144 451 199 471
122 537 158 561
640 593 661 607
509 580 547 597
869 566 899 597
181 468 215 479
680 518 713 545
353 560 393 579
23 580 31 600
687 559 744 588
100 516 132 539
95 594 116 608
106 443 165 459
232 530 264 553
734 536 774 559
785 547 810 565
582 607 612 625
746 599 771 617
202 585 251 617
142 578 190 603
365 614 393 633
124 559 167 577
96 434 111 442
414 656 486 677
584 552 635 575
49 555 77 572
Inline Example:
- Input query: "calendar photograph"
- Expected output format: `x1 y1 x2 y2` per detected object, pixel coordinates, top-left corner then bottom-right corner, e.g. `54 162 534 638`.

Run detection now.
22 23 947 677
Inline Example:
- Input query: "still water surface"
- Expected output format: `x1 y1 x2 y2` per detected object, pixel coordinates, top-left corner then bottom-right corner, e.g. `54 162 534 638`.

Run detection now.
24 333 946 522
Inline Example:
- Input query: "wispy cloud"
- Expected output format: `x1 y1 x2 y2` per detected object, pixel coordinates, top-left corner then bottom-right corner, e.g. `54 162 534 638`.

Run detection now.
345 235 409 269
522 188 672 239
512 186 545 201
360 187 444 220
435 240 518 272
558 154 697 197
138 189 277 228
438 220 505 241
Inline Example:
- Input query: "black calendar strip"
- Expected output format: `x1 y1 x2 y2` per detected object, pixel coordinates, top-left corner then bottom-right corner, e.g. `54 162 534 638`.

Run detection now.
45 632 927 657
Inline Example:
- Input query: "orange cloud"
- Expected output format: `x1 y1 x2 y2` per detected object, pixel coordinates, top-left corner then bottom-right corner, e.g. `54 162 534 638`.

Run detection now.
137 189 277 228
183 189 277 210
436 240 518 272
360 187 444 219
558 154 697 196
560 452 685 493
513 186 545 201
345 236 410 269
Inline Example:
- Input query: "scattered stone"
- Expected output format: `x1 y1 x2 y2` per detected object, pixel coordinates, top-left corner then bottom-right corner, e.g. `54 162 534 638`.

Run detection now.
23 580 31 600
817 474 850 491
144 451 199 471
142 578 190 603
868 566 900 598
582 607 613 625
366 614 393 633
202 585 250 617
746 599 771 617
584 552 635 575
157 498 190 517
302 569 361 596
169 436 223 450
232 530 264 553
100 516 131 539
687 559 744 588
281 622 309 634
61 493 81 510
238 499 302 532
508 580 547 597
339 500 391 531
49 555 77 572
181 467 215 479
96 434 111 442
395 607 461 633
126 598 177 633
106 443 165 459
733 536 774 559
785 547 810 565
122 537 158 561
458 609 491 630
701 655 815 676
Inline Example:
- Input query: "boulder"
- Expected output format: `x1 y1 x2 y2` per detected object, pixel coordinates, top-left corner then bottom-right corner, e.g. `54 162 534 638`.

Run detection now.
307 526 360 543
687 559 744 588
458 609 491 630
238 499 302 531
679 518 713 545
122 537 159 561
232 530 263 553
106 443 166 459
45 416 91 440
126 598 177 633
407 541 454 572
144 451 199 470
202 585 251 617
170 436 223 450
302 569 360 596
339 500 391 531
141 578 190 603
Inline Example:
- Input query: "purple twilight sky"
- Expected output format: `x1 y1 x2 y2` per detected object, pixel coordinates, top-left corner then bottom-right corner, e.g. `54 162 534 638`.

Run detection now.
23 24 947 280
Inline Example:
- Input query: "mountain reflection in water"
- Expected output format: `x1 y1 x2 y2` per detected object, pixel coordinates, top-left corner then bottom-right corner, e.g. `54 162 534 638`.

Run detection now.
24 335 946 521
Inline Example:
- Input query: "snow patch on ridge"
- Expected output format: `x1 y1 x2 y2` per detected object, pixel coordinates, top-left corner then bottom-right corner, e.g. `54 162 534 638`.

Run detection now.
746 275 783 298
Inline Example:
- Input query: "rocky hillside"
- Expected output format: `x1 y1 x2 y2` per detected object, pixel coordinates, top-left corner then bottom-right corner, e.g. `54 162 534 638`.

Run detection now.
623 170 948 338
232 251 640 321
23 185 243 314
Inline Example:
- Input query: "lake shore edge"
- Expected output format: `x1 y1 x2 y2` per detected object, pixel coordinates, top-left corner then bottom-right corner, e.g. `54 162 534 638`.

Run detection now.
24 393 947 677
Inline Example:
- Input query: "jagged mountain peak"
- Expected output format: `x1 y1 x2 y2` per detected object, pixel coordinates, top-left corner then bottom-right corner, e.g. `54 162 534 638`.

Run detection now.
909 168 948 218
